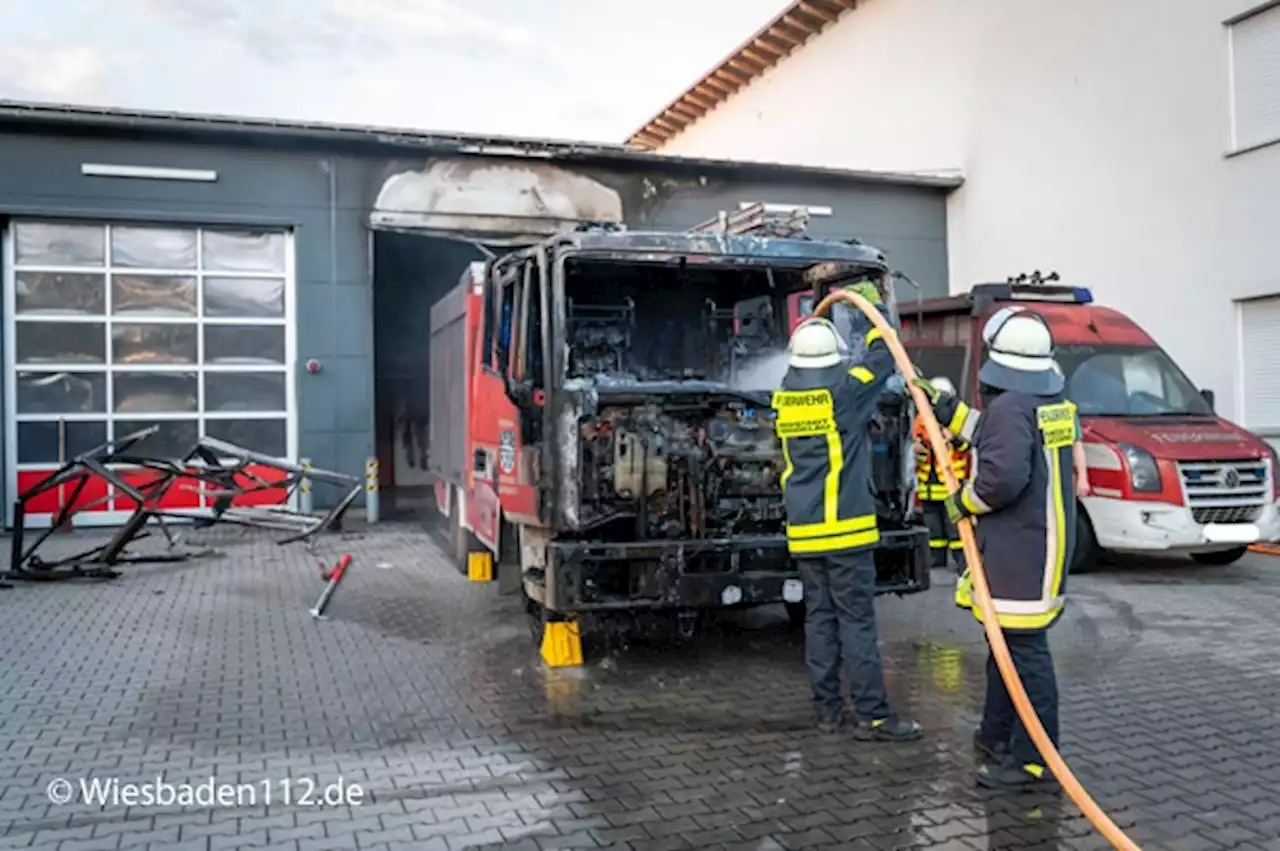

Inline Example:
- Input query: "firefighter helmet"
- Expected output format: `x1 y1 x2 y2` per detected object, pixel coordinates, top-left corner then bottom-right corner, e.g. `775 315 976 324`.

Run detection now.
929 376 956 396
788 317 845 369
978 307 1063 395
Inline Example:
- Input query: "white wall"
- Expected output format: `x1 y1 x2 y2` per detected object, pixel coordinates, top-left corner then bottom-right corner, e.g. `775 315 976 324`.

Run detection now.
660 0 1280 424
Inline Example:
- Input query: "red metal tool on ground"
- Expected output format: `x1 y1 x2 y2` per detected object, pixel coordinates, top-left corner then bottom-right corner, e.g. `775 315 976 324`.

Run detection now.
310 553 353 619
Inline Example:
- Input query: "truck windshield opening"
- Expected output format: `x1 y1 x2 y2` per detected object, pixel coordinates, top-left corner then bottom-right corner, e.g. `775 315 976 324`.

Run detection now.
562 257 805 385
1055 344 1212 417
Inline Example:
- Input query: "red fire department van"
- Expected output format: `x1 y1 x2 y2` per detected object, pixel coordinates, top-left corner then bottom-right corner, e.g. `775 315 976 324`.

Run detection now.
897 282 1280 569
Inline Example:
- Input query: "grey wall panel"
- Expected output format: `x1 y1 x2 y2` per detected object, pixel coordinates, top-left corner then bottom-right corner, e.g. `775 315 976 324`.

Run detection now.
607 172 950 300
0 133 376 507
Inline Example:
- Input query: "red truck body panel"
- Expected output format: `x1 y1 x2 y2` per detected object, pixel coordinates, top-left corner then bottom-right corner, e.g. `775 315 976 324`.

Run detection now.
429 264 539 555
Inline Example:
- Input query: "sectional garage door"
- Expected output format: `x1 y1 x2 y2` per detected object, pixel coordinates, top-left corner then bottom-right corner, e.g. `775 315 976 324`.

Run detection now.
3 219 297 527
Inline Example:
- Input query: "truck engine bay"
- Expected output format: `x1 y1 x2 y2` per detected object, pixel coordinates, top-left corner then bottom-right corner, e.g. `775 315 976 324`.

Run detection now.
578 400 784 541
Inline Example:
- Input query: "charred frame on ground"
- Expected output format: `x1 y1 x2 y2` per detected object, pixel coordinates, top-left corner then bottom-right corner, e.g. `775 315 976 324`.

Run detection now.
6 427 361 581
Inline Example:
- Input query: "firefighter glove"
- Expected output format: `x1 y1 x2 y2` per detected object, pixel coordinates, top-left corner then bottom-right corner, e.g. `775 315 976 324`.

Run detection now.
954 568 974 610
943 492 969 526
914 377 961 424
846 281 882 306
912 376 940 403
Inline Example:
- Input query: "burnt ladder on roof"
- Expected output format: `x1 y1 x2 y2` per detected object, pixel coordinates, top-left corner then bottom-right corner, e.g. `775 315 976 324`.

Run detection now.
689 202 810 238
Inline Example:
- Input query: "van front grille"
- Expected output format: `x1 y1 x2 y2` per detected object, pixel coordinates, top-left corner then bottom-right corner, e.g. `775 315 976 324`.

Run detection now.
1178 460 1269 521
1190 505 1262 525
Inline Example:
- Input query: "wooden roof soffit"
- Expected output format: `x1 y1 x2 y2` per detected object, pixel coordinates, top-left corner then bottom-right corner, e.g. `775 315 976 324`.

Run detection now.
627 0 855 149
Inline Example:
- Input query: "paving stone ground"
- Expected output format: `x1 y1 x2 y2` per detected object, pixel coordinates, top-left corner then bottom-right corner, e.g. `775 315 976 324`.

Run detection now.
1 520 1279 850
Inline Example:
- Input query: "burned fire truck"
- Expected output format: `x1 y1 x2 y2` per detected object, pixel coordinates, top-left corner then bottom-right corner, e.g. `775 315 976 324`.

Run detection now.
429 218 930 662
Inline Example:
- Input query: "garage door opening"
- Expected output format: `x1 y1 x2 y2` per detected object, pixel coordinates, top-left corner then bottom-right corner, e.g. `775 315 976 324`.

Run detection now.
372 231 494 520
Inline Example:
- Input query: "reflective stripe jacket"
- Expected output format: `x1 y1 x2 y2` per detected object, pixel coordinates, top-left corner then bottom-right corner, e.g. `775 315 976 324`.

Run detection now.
948 391 1079 631
771 328 892 556
913 416 970 502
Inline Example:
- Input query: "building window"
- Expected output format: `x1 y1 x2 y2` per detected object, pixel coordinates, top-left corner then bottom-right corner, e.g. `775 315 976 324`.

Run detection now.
1239 295 1280 441
5 220 294 523
1229 4 1280 151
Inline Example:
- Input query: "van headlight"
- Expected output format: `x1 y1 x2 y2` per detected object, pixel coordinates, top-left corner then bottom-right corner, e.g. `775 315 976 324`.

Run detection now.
1118 443 1161 493
1264 442 1280 501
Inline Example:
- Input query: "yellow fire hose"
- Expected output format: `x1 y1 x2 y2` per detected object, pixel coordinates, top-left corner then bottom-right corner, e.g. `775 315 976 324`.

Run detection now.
814 290 1141 851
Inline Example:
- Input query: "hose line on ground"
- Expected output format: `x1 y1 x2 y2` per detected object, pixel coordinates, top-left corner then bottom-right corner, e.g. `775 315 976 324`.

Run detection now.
812 290 1141 851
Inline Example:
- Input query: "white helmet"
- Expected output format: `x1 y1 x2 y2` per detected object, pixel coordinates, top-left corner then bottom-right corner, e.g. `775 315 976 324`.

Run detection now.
788 317 845 369
929 376 956 396
979 307 1063 395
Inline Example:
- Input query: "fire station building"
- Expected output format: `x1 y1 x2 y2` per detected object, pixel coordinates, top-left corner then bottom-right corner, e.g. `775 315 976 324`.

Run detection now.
0 100 956 524
630 0 1280 456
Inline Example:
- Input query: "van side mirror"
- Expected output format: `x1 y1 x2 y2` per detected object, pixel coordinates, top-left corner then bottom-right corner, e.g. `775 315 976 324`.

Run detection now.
1199 388 1215 412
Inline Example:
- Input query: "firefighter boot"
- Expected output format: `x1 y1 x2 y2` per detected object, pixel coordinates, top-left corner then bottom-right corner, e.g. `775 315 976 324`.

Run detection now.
815 705 842 734
855 716 923 742
976 760 1059 792
973 729 1010 763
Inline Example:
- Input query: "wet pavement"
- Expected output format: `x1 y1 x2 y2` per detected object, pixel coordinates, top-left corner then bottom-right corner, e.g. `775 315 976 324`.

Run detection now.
1 522 1279 850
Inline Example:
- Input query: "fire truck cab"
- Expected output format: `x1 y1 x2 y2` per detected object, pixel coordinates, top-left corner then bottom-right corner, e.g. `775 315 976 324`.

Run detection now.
429 227 933 662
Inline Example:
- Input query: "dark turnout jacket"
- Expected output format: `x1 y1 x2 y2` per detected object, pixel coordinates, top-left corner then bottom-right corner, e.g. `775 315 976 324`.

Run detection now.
771 327 893 556
951 389 1079 631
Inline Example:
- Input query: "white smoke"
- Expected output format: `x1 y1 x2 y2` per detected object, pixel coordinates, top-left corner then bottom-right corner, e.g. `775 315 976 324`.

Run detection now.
731 349 791 392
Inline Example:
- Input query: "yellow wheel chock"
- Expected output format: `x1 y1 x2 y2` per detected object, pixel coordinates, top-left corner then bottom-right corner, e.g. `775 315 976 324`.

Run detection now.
467 551 493 582
540 619 584 667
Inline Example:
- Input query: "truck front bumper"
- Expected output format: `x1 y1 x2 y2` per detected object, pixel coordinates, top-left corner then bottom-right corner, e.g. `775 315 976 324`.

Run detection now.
1086 496 1280 554
531 527 930 614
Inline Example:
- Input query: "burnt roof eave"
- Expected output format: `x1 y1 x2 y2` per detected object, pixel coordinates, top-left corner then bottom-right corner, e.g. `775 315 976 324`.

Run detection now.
0 99 964 192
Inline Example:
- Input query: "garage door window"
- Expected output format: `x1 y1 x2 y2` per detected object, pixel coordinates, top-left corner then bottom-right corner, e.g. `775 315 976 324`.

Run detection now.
7 220 293 473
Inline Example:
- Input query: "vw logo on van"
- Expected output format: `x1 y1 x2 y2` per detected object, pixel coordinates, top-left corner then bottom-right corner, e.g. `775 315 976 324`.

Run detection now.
1223 469 1240 489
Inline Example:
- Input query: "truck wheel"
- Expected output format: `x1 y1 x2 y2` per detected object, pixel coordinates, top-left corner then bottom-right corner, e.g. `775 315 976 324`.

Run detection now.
1191 547 1248 566
1071 507 1100 574
785 602 806 631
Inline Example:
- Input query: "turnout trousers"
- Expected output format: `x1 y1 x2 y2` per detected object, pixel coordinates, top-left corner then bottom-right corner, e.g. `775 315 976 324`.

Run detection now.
980 629 1060 766
797 549 892 721
922 500 965 571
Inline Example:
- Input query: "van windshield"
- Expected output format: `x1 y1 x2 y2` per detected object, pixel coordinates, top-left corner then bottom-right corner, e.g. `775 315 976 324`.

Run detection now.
1055 344 1212 417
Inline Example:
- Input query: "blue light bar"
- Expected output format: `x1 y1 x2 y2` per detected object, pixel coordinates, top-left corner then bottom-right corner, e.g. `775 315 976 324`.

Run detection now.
972 282 1096 305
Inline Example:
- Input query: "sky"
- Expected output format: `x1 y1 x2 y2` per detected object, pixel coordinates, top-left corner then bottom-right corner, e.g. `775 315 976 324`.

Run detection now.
0 0 787 142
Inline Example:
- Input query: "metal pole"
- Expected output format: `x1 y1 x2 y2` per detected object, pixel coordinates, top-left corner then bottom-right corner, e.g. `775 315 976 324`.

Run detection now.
55 419 69 534
364 457 380 524
299 457 313 515
310 553 353 619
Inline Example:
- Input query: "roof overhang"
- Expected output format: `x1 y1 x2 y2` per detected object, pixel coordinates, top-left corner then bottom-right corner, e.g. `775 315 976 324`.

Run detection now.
0 98 960 191
628 0 857 148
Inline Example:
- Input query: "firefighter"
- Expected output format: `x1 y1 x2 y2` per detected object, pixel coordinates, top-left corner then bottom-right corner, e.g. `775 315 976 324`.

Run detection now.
913 376 970 572
914 306 1078 791
772 281 921 743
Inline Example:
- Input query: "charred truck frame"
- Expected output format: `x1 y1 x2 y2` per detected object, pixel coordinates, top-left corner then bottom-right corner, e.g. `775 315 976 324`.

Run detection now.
430 227 930 663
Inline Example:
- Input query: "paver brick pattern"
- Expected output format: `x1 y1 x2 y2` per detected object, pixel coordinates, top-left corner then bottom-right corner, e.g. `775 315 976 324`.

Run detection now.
1 521 1279 850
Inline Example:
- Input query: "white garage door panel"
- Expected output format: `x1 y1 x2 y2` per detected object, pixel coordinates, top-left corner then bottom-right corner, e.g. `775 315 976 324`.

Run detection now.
1240 295 1280 432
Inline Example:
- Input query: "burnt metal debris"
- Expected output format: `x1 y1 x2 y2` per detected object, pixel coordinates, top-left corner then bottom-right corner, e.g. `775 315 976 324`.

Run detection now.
6 426 362 582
